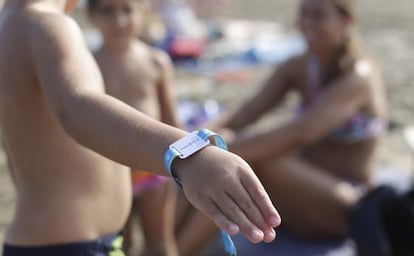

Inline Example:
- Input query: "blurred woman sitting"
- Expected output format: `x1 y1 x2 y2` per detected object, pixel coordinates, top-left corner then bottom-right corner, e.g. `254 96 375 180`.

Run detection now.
210 0 389 248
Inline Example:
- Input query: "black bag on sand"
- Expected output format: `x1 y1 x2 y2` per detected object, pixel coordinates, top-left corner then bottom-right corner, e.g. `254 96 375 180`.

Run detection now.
350 185 414 256
381 186 414 256
349 185 395 256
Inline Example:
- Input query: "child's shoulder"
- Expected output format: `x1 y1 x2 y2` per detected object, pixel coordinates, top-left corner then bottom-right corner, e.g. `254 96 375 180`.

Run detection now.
4 6 79 38
139 42 173 71
28 8 77 29
143 43 171 63
28 10 82 45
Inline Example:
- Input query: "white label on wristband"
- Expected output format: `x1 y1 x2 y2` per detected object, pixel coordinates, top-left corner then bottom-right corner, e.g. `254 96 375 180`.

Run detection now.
170 131 210 159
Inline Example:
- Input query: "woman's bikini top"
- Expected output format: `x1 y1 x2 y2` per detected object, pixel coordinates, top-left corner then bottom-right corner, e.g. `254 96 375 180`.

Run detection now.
297 56 386 143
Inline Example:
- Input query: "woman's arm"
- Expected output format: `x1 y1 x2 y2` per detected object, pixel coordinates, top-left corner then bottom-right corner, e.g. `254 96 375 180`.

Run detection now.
208 60 294 132
230 64 374 163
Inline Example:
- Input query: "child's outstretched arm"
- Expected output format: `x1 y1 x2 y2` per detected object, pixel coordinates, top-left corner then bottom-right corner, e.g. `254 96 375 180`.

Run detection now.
30 14 280 243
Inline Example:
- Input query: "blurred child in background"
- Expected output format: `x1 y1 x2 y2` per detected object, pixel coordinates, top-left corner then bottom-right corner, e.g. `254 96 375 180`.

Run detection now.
88 0 181 254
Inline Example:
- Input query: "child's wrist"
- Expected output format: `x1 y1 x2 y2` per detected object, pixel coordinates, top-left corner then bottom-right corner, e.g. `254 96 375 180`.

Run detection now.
163 129 227 187
170 146 211 185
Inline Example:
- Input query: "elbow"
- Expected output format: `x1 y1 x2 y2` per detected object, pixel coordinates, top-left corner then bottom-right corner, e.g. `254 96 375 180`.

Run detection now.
55 104 78 136
51 95 83 138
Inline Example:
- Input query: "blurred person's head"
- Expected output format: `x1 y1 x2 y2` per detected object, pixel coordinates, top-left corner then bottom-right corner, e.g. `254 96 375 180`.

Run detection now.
297 0 354 55
88 0 149 46
297 0 362 84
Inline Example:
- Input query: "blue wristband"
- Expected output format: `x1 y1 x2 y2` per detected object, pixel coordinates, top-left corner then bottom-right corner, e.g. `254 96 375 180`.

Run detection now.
163 129 237 256
164 129 227 186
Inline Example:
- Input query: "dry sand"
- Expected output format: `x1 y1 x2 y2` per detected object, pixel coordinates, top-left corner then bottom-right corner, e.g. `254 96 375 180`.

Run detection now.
0 0 413 251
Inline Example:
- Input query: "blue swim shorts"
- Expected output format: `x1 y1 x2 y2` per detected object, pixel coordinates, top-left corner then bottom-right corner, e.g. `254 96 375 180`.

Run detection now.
3 233 125 256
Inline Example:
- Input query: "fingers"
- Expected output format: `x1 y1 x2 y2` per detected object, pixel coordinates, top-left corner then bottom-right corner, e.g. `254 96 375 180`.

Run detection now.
177 147 280 244
224 182 275 243
216 191 268 243
200 198 240 235
241 172 281 230
188 188 278 243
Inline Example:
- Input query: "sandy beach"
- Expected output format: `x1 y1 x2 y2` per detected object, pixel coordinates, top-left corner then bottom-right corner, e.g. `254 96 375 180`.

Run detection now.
1 0 413 253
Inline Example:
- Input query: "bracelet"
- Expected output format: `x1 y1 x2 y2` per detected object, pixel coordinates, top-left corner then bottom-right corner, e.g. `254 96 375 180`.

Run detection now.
163 129 227 187
163 129 237 256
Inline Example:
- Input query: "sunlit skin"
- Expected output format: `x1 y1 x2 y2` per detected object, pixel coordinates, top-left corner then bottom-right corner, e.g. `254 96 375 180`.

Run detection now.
0 0 280 250
90 0 166 121
89 0 180 254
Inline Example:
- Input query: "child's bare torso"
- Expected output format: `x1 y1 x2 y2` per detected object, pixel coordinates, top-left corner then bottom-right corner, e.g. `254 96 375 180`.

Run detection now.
95 41 165 119
0 3 131 245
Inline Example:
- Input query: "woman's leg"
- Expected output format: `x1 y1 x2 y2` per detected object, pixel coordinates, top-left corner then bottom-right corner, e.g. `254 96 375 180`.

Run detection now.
258 155 363 239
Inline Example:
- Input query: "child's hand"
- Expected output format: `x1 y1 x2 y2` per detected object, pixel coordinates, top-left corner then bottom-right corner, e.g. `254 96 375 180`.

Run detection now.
173 146 281 244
